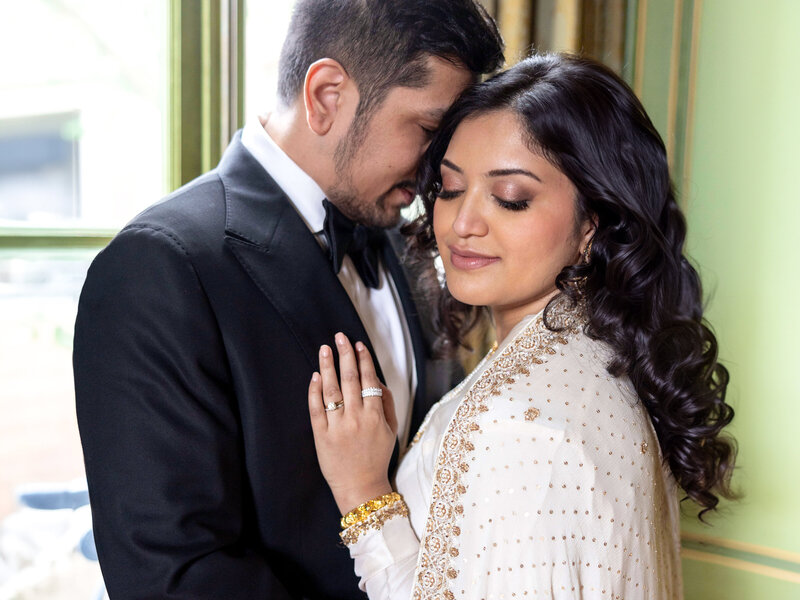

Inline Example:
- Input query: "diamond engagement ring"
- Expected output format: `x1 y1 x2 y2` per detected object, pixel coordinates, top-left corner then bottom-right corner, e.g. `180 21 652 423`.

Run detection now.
361 387 383 398
325 400 344 412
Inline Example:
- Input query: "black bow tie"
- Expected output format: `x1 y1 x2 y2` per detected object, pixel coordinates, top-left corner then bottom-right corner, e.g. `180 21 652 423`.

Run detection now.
322 199 383 289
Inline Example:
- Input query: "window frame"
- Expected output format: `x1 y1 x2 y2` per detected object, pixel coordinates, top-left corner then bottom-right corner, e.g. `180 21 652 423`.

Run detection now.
0 0 244 252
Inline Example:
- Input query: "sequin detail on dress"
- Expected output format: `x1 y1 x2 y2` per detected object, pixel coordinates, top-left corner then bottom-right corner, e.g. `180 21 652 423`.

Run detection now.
411 301 584 599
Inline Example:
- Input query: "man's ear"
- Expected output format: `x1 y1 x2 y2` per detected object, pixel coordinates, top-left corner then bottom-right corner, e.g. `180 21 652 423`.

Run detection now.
303 58 351 136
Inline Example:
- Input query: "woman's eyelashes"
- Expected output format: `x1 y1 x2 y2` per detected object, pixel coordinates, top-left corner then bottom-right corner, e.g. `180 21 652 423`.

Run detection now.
436 187 531 211
436 188 462 200
494 196 530 211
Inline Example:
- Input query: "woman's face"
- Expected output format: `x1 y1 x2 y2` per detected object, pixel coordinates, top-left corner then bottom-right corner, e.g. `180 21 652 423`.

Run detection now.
433 109 593 330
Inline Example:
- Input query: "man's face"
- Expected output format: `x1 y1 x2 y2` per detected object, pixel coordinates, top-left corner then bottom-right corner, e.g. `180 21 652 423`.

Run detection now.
327 56 473 228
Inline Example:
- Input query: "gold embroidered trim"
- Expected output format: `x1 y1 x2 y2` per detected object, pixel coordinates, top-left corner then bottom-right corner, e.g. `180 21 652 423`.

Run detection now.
339 500 410 546
406 342 500 452
411 301 584 599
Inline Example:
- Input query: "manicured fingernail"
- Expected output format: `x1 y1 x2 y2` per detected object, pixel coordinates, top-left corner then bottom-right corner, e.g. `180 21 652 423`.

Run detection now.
312 372 320 382
335 332 346 346
321 345 330 358
355 342 365 352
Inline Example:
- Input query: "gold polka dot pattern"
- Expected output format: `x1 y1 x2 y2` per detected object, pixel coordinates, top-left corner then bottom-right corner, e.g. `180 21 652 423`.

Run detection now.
409 299 682 599
411 300 584 599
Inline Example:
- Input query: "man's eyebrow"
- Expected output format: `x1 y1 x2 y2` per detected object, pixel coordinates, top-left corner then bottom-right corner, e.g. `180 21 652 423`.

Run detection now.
441 159 462 173
487 168 542 183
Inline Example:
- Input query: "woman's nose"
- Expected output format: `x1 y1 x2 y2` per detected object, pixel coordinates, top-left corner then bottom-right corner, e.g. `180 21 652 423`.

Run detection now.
452 191 488 238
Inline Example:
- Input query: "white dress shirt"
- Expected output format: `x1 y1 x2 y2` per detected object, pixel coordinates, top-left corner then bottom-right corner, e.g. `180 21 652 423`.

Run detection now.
240 117 418 448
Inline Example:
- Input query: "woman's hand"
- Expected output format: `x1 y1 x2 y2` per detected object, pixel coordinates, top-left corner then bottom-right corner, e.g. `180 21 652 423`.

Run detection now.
308 333 398 514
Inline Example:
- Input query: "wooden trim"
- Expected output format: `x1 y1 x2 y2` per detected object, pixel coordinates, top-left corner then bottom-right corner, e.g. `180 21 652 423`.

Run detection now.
666 0 684 166
603 0 627 75
682 548 800 584
220 0 245 143
0 227 114 250
499 0 532 64
682 0 702 201
622 0 639 85
169 0 182 192
202 0 221 172
169 0 242 189
633 0 648 96
169 0 205 189
553 0 581 53
683 531 800 567
235 0 245 131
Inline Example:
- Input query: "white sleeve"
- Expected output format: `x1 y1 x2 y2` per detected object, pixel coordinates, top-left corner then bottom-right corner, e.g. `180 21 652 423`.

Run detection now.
340 501 420 599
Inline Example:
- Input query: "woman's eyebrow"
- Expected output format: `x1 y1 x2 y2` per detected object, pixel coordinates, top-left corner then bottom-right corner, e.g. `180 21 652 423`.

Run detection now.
441 158 462 173
441 160 543 183
487 168 542 182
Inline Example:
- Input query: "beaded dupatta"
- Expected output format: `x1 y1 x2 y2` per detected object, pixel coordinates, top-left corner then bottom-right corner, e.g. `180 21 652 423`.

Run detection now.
411 300 585 599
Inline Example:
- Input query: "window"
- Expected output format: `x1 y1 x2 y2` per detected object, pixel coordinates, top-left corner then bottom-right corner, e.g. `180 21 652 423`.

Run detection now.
0 1 325 596
0 2 168 230
244 0 297 117
0 2 168 597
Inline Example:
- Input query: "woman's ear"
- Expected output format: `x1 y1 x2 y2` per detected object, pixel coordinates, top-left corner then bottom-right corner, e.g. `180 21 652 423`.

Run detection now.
303 58 351 136
579 214 598 255
581 215 597 246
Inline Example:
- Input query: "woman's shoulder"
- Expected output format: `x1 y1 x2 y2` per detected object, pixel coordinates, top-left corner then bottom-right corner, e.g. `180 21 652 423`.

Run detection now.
491 330 638 418
482 329 665 476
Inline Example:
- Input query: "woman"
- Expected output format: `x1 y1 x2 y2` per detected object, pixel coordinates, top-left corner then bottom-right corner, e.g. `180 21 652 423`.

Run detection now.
307 54 735 599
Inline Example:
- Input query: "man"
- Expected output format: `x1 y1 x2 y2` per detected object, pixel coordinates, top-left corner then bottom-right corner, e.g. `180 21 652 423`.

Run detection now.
74 1 503 598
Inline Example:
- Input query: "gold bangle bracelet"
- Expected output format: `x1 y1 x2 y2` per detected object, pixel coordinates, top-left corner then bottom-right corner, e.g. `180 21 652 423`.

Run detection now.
340 492 403 530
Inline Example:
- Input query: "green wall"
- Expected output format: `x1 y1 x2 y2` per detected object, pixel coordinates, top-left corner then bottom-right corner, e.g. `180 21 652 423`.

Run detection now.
634 0 800 596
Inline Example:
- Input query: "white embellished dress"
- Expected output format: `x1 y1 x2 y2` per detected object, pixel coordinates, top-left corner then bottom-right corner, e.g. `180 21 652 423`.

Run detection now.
342 303 683 599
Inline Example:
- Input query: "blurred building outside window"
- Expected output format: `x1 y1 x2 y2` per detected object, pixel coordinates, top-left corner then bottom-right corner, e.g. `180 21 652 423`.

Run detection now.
0 0 169 594
0 2 340 597
0 1 293 597
243 0 296 119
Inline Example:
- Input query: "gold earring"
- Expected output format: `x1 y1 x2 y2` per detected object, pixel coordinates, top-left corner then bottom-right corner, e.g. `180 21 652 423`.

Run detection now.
582 238 593 264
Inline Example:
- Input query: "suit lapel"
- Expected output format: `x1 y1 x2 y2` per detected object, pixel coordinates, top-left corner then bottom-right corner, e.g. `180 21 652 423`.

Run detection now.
217 132 434 453
217 133 380 378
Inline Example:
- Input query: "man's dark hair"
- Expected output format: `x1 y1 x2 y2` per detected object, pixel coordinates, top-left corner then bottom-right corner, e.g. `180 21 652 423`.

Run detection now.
277 0 504 120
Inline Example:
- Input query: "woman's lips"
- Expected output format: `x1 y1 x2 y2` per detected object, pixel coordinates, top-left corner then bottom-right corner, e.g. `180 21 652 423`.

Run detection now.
448 246 500 270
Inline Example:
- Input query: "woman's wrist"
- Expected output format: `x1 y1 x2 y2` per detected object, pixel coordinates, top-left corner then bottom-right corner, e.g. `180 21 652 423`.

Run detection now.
340 491 404 529
338 491 409 546
333 481 393 516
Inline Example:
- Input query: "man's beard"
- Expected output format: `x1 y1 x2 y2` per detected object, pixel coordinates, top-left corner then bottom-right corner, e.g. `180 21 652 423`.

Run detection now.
326 183 402 229
328 115 408 229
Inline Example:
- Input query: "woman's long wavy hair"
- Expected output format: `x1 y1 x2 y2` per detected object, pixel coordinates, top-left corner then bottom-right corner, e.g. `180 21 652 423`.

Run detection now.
406 53 736 519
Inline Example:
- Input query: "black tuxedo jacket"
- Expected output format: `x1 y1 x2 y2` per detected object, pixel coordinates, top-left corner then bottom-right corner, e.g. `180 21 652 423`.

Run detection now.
74 133 458 599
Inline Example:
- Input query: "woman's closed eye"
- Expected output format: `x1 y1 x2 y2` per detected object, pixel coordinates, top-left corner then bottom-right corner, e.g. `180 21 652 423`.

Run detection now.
437 187 531 212
494 196 530 211
437 187 463 200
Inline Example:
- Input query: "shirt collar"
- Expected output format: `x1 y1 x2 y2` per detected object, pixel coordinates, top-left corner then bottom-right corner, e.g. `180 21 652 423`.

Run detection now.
240 116 327 233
